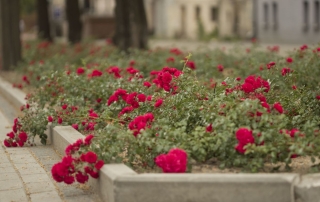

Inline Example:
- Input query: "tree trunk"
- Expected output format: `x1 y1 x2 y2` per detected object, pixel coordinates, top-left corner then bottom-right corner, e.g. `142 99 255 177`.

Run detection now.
66 0 82 44
114 0 148 51
37 0 52 41
0 0 21 71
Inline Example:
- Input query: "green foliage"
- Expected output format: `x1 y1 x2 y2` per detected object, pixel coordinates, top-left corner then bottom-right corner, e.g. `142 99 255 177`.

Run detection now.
10 40 320 173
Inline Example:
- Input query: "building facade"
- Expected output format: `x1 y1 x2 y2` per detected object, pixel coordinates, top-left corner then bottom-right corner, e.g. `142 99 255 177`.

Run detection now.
145 0 220 39
255 0 320 44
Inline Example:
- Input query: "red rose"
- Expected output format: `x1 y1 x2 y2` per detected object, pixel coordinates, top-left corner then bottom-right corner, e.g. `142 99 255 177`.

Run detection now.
75 171 89 184
89 112 99 119
206 124 213 132
186 61 196 70
58 118 63 124
91 70 103 77
273 102 284 114
155 148 187 173
143 82 151 88
217 64 224 72
18 132 28 143
154 99 163 108
281 68 291 76
84 151 98 163
84 134 94 145
95 160 104 170
235 128 255 145
76 67 85 75
72 124 78 130
4 139 11 147
286 57 293 63
137 94 146 102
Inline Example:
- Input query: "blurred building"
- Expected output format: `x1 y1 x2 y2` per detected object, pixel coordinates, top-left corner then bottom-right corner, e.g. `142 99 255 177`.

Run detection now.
255 0 320 44
50 0 115 39
145 0 254 40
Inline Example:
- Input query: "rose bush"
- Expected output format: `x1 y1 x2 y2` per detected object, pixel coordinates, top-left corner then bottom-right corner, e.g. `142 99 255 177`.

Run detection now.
2 41 320 183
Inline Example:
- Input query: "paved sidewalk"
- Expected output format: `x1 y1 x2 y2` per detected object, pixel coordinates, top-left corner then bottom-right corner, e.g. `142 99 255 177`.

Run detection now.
0 94 101 201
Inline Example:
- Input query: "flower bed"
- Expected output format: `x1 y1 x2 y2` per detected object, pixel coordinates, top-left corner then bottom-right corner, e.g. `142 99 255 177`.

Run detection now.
1 41 320 185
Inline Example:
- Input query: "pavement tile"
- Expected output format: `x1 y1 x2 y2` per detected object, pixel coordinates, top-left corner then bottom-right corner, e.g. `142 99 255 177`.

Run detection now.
1 166 17 173
0 155 10 163
6 148 29 154
65 195 100 202
0 179 23 191
21 173 51 183
25 181 56 194
15 163 43 170
18 167 46 175
30 191 62 202
10 155 38 164
0 188 28 202
0 172 20 181
57 184 91 197
0 162 12 168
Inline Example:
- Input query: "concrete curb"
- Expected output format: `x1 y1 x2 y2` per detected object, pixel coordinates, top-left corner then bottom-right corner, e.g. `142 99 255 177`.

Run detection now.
1 76 320 202
0 76 26 110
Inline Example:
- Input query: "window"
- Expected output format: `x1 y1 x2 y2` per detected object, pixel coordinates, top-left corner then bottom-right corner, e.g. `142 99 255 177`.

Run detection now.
263 3 269 30
272 2 278 30
211 7 218 22
195 6 201 20
303 1 309 31
315 1 320 31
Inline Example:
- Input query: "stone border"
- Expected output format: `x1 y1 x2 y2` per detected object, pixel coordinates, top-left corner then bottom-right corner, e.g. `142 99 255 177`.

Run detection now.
1 76 320 202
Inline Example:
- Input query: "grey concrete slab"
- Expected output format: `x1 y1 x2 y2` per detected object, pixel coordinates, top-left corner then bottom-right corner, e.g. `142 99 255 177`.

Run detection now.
0 166 17 173
0 189 28 202
0 76 26 110
52 126 85 156
114 173 298 202
0 162 12 168
0 173 20 181
18 166 47 175
295 174 320 202
30 191 62 202
25 181 56 194
65 194 100 202
20 173 51 183
0 179 24 191
10 154 38 164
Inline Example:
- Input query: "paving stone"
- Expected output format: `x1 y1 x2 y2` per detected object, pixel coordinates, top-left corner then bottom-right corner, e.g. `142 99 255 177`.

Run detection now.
0 162 12 168
0 154 10 163
21 173 52 183
18 167 46 175
30 191 62 202
0 172 20 181
1 165 17 173
10 154 38 164
15 163 43 170
65 194 100 202
0 179 23 190
0 187 27 202
6 148 29 154
25 181 56 194
60 185 91 197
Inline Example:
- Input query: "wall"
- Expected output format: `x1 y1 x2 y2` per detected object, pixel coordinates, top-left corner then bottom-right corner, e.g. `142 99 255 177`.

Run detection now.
256 0 320 44
153 0 219 39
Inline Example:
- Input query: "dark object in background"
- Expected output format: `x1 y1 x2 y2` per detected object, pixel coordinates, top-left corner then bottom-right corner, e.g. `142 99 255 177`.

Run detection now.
113 0 148 52
37 0 52 41
66 0 82 44
0 0 21 70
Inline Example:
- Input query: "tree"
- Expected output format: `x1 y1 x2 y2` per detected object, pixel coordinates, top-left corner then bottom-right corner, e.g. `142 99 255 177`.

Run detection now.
114 0 148 51
66 0 82 44
37 0 52 41
0 0 21 70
